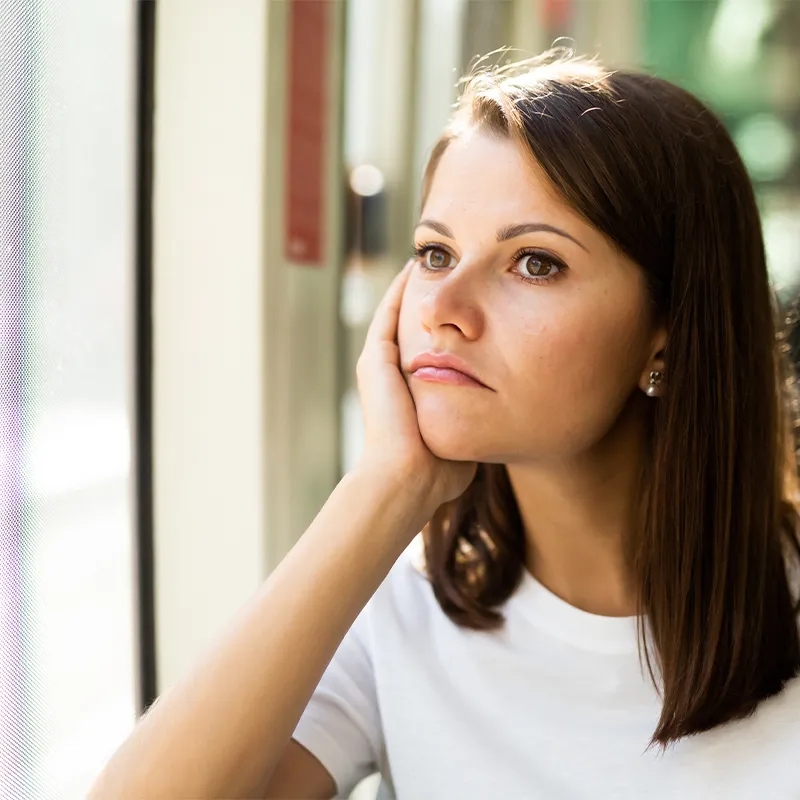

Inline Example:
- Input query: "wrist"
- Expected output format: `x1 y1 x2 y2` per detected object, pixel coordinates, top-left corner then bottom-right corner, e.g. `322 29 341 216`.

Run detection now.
345 461 439 534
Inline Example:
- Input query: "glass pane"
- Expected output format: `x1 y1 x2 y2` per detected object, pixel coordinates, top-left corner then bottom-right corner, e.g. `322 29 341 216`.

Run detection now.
0 2 138 798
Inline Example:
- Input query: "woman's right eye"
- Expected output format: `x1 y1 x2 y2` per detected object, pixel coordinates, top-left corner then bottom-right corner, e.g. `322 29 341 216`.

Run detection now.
414 245 453 271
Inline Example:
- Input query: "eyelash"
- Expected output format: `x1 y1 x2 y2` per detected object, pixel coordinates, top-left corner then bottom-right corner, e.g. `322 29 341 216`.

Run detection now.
409 242 568 286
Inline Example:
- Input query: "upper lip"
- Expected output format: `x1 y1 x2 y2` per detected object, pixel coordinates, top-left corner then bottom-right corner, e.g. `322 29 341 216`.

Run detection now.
407 351 491 388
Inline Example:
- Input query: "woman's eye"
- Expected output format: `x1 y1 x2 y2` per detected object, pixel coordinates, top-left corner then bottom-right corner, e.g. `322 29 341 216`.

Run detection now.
518 253 561 279
424 248 452 269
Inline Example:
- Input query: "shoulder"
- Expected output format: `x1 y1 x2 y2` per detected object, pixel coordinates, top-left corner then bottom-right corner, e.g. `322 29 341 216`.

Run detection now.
379 532 432 602
404 531 431 581
362 532 436 633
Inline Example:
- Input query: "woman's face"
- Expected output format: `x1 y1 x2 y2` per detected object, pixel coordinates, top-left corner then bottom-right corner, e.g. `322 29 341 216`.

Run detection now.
398 128 660 464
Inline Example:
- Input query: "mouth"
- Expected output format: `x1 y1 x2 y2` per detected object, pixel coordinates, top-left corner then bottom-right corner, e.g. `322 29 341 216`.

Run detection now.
407 352 492 390
410 366 487 388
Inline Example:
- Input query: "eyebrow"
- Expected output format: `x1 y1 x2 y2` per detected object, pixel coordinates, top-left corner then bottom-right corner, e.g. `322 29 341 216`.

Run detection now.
415 219 588 252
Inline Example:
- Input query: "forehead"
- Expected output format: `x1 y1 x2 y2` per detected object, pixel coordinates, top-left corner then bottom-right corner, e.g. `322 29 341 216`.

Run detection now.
421 129 573 225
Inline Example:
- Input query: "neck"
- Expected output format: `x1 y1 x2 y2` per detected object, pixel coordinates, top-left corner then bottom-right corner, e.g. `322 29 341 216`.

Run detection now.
505 395 648 618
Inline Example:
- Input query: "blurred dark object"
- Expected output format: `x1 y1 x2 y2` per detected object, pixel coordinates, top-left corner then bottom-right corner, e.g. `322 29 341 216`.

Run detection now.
345 164 387 258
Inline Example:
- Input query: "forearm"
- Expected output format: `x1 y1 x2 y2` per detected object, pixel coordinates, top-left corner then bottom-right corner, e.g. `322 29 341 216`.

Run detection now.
88 468 433 799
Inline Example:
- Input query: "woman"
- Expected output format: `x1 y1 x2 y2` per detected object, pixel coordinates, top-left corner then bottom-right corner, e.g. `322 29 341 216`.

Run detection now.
90 50 800 799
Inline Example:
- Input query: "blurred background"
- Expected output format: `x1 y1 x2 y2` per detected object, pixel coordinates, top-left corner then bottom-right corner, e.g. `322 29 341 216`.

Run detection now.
1 0 799 798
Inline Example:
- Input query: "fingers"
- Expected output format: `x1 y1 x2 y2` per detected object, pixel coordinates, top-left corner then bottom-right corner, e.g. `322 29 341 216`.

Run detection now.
364 259 414 348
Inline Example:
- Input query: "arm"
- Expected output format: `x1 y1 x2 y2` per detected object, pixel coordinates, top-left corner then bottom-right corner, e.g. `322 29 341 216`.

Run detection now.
89 259 475 799
87 467 435 800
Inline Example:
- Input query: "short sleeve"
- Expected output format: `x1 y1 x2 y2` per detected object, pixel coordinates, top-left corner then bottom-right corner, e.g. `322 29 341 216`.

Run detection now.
291 600 383 798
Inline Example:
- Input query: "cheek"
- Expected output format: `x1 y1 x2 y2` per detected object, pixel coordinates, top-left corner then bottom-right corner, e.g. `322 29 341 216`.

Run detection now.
525 306 645 384
505 296 650 448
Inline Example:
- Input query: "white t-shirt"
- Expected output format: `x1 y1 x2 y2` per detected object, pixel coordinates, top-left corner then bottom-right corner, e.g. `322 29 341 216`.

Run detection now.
292 534 800 799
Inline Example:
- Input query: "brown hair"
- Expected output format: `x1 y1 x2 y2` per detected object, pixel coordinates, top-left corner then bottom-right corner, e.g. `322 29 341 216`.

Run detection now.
417 49 800 748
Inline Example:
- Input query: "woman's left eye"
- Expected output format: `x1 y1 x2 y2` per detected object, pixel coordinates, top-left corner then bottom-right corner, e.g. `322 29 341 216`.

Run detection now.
516 252 564 282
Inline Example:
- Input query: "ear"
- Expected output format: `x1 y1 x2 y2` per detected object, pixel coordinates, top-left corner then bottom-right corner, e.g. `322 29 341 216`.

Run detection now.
639 326 668 398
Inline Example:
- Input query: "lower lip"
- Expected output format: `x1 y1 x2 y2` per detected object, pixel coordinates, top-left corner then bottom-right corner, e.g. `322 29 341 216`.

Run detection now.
411 367 486 388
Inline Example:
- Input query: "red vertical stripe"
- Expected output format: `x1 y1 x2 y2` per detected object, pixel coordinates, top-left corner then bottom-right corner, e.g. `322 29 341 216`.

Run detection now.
543 0 572 29
285 0 329 265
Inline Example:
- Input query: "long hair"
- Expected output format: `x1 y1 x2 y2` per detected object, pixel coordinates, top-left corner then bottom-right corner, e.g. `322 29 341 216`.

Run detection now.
416 49 800 748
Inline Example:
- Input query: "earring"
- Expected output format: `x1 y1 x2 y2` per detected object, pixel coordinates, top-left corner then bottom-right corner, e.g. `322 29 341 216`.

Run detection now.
646 370 663 397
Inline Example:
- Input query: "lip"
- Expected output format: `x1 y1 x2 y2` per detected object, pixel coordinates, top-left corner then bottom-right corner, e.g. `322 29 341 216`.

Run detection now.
407 352 491 389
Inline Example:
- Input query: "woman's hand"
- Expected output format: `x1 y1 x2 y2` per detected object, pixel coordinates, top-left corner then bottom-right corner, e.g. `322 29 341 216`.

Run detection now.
354 259 478 515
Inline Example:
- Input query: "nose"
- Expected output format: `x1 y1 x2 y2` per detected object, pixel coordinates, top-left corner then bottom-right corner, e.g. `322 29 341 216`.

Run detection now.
417 261 485 341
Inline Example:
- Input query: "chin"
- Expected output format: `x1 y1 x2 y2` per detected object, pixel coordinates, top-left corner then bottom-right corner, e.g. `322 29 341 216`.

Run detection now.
416 410 488 463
